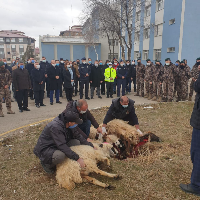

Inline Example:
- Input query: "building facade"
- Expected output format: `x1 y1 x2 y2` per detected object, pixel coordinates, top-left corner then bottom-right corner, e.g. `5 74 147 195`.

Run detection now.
0 30 35 63
126 0 200 67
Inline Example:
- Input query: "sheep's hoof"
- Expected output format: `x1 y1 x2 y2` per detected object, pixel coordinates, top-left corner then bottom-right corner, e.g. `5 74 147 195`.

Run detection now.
114 175 122 180
107 185 116 190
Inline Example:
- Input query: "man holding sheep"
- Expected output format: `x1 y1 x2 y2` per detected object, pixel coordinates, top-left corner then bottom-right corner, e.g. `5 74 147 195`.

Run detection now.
34 111 94 174
102 96 139 130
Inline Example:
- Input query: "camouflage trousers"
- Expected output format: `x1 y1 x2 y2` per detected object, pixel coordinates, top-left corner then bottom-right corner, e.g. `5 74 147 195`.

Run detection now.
136 78 144 96
153 81 163 97
145 82 153 95
177 81 188 100
0 88 11 111
173 78 179 97
163 81 174 100
189 80 195 97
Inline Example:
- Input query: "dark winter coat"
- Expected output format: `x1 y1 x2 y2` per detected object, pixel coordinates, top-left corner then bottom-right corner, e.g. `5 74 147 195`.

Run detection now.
103 98 139 126
132 64 136 78
33 115 93 164
12 68 32 91
5 64 12 74
58 63 64 83
65 101 99 128
47 65 60 90
78 63 91 81
100 64 108 80
31 68 45 91
39 61 50 74
26 63 34 77
190 73 200 130
63 67 75 89
117 65 128 79
89 65 104 87
126 64 133 78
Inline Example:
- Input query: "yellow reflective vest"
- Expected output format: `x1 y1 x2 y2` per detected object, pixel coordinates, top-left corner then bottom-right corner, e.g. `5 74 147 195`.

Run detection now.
104 67 116 82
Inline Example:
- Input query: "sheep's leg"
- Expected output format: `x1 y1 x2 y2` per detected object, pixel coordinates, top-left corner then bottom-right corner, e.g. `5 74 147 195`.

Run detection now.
93 168 119 179
82 176 109 188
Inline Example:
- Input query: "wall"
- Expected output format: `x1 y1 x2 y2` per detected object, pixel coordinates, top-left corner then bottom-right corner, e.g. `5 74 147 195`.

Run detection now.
41 43 55 62
73 45 86 61
57 44 70 60
88 44 101 61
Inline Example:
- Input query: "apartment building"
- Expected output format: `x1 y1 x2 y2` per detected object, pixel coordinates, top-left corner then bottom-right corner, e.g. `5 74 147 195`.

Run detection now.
126 0 200 67
0 30 35 63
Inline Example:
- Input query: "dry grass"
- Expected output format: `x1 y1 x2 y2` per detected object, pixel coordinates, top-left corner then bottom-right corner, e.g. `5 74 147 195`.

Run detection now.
0 102 199 200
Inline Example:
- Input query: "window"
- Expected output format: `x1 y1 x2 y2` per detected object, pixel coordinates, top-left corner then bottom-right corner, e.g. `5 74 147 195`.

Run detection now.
167 47 175 53
154 49 161 60
144 28 150 39
136 12 141 21
134 32 140 41
11 45 16 49
169 19 175 25
7 58 11 61
108 39 118 46
11 38 15 42
154 25 159 36
20 52 24 55
0 44 4 48
0 51 3 54
7 45 10 48
19 38 23 42
0 38 3 42
143 50 149 60
6 38 10 42
145 6 151 17
157 0 164 11
108 53 118 60
19 45 24 49
134 51 141 60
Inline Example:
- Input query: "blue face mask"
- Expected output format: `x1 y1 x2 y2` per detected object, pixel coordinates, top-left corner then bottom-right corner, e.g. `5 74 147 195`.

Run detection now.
69 124 78 129
31 60 35 63
107 63 109 66
175 63 179 66
56 63 59 66
4 62 7 64
88 61 92 64
99 63 102 65
20 65 24 69
122 105 128 108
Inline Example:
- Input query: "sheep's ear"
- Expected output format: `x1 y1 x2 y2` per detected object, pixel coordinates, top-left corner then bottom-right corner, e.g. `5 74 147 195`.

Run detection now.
99 144 103 148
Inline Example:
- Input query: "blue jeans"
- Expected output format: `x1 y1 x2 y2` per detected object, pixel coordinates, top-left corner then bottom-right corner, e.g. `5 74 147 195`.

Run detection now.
191 128 200 191
78 120 91 138
50 90 59 103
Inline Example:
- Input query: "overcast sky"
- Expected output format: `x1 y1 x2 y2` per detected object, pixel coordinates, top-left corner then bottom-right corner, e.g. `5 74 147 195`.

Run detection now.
0 0 84 47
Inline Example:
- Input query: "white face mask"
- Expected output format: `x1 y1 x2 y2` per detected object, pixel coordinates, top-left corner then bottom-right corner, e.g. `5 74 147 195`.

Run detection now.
36 65 40 69
52 64 56 67
120 64 124 67
109 65 112 68
95 64 98 67
114 63 117 65
61 61 64 63
67 65 70 68
132 62 135 65
70 64 72 66
42 60 46 63
83 62 86 64
147 63 150 66
127 63 130 65
80 110 87 114
166 63 170 66
28 61 31 64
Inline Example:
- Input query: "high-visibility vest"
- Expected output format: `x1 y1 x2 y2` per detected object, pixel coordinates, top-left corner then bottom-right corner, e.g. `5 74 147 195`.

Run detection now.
104 67 116 82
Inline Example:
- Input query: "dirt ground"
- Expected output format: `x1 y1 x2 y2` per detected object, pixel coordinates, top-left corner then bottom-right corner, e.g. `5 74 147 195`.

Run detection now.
0 102 198 200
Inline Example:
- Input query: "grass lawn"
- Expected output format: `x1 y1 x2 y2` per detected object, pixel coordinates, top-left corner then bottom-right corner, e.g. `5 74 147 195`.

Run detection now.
0 102 198 200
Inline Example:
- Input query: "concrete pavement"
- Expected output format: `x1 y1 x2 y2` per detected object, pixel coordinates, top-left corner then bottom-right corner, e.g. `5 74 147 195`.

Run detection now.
0 92 156 136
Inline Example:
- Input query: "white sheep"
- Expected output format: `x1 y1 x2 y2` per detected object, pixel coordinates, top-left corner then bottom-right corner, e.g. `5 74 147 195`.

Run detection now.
56 143 121 190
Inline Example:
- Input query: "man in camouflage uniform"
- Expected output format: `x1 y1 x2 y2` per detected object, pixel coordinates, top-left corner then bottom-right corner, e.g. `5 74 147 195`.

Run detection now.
176 61 191 101
163 58 176 102
152 60 164 102
189 58 200 101
135 58 145 97
0 61 15 117
174 60 180 98
144 59 154 100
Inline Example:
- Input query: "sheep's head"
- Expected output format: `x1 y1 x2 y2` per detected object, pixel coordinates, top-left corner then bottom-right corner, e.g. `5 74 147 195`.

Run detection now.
98 143 118 157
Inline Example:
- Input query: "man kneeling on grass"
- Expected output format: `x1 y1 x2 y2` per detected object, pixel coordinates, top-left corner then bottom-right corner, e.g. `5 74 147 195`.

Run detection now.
33 111 94 174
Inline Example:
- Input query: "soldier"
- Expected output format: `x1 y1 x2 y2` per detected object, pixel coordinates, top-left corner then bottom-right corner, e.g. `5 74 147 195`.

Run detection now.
135 58 145 97
152 60 164 102
0 61 15 117
163 58 176 102
174 60 181 98
189 58 200 101
176 61 191 102
144 59 154 100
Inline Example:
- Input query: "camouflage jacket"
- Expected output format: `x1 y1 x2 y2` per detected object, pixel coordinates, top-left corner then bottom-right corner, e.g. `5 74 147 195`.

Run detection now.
0 68 12 89
144 64 154 82
136 63 145 79
153 64 164 83
177 65 191 82
191 64 199 79
163 63 176 82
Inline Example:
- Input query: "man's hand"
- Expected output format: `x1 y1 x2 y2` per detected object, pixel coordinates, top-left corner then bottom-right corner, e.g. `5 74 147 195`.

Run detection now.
71 80 74 82
90 81 92 83
122 76 125 79
160 82 162 85
97 127 102 134
135 124 140 130
55 76 59 79
131 78 133 81
87 138 92 142
110 77 113 80
78 75 80 78
150 82 152 84
77 158 86 168
86 73 89 77
45 74 48 78
4 85 8 89
100 81 103 83
41 81 43 84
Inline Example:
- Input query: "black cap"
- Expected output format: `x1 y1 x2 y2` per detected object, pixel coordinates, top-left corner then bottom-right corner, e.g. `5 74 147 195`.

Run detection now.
63 111 83 124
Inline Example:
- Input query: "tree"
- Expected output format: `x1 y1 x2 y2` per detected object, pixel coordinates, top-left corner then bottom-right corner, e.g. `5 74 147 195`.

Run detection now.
22 45 34 63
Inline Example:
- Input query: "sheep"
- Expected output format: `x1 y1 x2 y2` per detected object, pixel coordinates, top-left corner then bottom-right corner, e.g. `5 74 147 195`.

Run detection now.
56 143 121 190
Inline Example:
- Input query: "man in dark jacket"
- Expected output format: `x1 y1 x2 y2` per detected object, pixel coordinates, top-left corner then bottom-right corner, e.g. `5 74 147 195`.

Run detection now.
89 60 103 99
126 60 133 94
100 60 108 95
12 60 32 112
34 111 94 174
117 60 128 97
65 99 102 137
47 60 62 105
31 61 46 108
59 58 65 97
180 65 200 197
131 60 136 92
26 58 35 100
102 96 139 130
3 58 12 74
78 57 91 100
40 56 50 97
